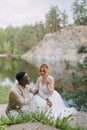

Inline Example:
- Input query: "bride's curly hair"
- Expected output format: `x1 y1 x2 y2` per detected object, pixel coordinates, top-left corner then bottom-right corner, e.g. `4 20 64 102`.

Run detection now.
39 64 49 72
40 64 48 69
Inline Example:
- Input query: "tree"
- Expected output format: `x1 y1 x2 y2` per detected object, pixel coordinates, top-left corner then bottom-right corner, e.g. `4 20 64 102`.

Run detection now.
5 26 16 54
45 6 61 33
0 29 6 53
60 10 68 27
72 0 87 25
34 21 46 42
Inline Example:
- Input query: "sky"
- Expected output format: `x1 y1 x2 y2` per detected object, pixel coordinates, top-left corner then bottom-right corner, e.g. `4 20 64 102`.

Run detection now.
0 0 75 29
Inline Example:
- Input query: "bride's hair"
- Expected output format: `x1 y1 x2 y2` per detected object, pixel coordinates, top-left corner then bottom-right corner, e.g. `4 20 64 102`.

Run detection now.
39 64 49 73
40 64 49 69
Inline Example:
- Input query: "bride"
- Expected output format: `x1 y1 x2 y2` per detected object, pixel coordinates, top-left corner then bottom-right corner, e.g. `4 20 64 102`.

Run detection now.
29 64 77 119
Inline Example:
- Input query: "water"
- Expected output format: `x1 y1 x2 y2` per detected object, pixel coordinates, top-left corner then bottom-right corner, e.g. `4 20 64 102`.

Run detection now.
0 57 38 86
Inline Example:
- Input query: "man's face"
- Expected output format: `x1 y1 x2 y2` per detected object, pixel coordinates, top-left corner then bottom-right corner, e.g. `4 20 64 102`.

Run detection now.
22 73 30 86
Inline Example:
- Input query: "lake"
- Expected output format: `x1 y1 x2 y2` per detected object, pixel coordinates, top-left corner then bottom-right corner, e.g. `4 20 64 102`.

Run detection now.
0 57 63 89
0 57 39 86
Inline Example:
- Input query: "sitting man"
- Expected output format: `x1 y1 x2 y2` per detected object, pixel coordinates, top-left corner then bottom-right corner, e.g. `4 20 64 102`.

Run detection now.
6 71 52 118
6 72 34 118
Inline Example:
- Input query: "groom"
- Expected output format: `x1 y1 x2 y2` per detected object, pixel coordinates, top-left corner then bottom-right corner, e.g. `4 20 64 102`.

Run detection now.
6 72 34 118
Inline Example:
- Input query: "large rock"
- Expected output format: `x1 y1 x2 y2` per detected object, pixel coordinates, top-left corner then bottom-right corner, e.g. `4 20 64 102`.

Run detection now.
22 26 87 91
68 112 87 130
22 26 87 68
8 122 58 130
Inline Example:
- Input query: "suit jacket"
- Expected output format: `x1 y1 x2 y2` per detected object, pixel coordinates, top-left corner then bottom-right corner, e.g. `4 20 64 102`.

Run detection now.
7 83 33 111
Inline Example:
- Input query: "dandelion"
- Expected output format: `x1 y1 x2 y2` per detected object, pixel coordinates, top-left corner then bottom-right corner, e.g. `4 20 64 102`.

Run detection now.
45 105 49 110
16 105 20 110
71 117 74 120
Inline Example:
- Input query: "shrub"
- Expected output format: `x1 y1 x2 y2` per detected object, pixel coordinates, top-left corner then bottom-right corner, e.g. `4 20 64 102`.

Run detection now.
77 45 87 53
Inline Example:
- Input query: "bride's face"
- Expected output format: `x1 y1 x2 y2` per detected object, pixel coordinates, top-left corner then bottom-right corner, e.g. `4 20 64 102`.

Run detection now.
39 67 48 76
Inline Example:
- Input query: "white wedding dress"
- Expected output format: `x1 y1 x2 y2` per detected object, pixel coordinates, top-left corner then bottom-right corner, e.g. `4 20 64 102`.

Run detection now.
29 82 77 120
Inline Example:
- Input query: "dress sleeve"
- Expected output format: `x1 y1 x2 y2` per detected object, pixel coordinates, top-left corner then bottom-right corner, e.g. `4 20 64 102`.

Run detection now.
46 76 54 95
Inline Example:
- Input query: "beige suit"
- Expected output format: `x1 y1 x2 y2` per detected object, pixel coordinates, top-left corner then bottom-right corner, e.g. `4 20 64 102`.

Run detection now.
7 83 33 112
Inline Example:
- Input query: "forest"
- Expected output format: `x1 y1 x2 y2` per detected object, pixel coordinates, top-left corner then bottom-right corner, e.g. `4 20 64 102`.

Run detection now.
0 0 87 56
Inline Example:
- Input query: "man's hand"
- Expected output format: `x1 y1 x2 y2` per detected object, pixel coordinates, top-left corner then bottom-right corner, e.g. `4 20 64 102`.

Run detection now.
46 98 52 107
33 89 39 95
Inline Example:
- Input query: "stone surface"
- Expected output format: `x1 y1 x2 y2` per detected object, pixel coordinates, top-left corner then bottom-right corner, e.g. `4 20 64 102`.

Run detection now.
68 112 87 130
8 122 58 130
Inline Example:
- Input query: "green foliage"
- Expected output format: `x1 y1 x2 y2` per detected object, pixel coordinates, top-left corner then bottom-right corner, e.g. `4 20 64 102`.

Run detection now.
0 125 7 130
77 62 84 70
64 60 71 70
0 22 46 55
45 6 61 33
0 86 10 104
82 74 87 85
70 72 82 89
60 10 68 27
55 115 82 130
72 0 87 25
77 45 87 53
84 57 87 68
0 112 83 130
61 90 87 111
77 57 87 86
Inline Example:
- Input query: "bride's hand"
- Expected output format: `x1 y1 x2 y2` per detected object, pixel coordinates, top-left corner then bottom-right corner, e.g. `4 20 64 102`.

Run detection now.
46 79 50 84
46 98 52 107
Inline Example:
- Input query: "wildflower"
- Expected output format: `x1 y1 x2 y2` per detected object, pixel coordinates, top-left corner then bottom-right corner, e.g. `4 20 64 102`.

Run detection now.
16 105 20 110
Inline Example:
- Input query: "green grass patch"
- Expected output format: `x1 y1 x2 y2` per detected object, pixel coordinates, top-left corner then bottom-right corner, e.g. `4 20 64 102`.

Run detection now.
77 45 87 53
0 86 10 104
0 111 83 130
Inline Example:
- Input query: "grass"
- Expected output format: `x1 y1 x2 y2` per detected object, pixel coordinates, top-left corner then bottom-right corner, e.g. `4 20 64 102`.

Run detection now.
0 86 10 104
0 111 83 130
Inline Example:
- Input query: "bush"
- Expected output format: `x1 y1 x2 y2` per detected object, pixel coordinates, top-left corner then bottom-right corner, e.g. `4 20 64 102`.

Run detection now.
77 45 87 53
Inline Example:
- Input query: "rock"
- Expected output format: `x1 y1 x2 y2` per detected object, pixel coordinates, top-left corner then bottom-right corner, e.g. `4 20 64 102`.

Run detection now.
8 122 58 130
21 26 87 91
68 112 87 130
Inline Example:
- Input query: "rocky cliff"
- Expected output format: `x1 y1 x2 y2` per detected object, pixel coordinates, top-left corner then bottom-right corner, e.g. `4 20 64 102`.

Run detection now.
22 26 87 91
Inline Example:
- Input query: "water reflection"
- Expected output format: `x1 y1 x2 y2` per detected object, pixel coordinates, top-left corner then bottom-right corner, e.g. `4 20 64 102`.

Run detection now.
0 57 38 86
0 78 14 86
